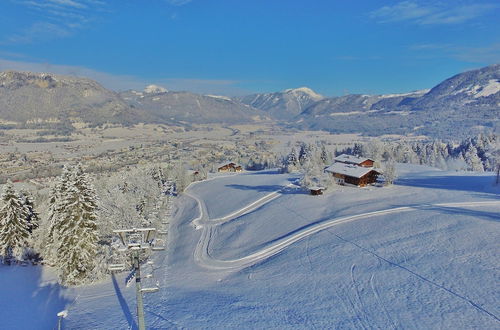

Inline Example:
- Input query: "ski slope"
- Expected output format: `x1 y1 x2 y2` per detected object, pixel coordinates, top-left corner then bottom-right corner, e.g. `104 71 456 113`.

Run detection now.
1 165 499 329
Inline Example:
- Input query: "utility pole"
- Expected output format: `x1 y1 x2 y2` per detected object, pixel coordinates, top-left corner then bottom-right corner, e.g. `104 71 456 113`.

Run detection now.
109 228 161 330
56 310 67 330
133 248 146 330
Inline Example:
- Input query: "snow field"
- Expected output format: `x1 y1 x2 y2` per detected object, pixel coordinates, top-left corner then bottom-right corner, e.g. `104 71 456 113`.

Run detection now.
179 167 500 328
4 165 497 329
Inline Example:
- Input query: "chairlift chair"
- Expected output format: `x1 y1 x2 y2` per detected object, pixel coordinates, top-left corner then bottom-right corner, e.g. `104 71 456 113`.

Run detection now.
141 287 159 294
108 263 126 272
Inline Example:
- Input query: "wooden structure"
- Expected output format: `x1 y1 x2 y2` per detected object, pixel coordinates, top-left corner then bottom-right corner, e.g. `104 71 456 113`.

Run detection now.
334 154 374 167
217 162 243 173
325 162 379 187
309 187 324 195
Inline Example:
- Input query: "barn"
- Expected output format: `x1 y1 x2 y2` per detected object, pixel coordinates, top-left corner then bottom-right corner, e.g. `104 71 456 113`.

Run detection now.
334 154 375 167
324 162 380 187
217 162 243 173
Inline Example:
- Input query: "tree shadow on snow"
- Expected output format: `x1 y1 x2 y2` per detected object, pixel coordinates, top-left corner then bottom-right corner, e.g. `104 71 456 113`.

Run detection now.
396 174 500 196
225 184 304 194
407 204 500 223
0 265 72 330
241 169 282 175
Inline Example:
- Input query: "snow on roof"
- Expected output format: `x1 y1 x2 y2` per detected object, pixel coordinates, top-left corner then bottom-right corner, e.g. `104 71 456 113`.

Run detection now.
334 154 373 165
217 161 240 168
324 162 378 178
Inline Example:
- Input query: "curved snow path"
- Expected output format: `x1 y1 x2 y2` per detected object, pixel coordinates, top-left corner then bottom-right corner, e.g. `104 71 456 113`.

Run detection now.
186 184 500 271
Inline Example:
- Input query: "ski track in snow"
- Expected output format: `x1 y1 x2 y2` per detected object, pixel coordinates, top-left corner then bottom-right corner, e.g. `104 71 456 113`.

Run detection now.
187 184 499 271
183 180 500 323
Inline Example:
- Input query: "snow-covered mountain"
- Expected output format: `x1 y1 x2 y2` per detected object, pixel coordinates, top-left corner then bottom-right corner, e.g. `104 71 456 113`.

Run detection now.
293 64 500 138
0 65 497 137
120 89 269 125
300 90 428 117
404 64 500 109
0 71 149 126
143 84 168 95
235 87 323 120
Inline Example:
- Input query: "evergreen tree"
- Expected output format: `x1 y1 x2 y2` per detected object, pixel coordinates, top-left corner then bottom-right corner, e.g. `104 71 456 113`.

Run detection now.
320 145 330 165
352 143 363 156
0 182 30 263
464 145 484 171
298 143 313 166
55 164 99 285
19 190 39 233
283 148 299 173
383 159 397 185
44 165 73 264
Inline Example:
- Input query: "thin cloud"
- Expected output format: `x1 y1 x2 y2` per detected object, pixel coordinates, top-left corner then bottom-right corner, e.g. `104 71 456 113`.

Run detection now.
333 55 382 61
0 58 250 95
3 0 106 44
409 42 500 63
166 0 192 6
46 0 87 9
3 22 73 44
370 1 498 25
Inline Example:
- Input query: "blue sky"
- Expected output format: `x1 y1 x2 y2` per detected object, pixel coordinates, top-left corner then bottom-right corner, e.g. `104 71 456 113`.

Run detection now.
0 0 499 96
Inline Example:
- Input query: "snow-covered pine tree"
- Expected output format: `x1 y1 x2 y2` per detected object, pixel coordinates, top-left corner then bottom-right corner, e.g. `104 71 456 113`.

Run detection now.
55 164 99 285
484 137 500 184
320 144 330 165
19 190 39 233
282 147 299 173
298 143 313 166
383 159 397 185
44 165 73 264
464 145 484 171
352 143 363 157
18 190 41 263
0 182 31 264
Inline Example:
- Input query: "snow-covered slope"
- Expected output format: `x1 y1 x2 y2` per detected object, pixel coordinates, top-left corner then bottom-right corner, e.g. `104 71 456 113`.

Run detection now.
294 64 500 137
120 89 270 125
0 71 149 125
236 87 324 120
143 84 168 95
410 64 500 107
2 165 499 329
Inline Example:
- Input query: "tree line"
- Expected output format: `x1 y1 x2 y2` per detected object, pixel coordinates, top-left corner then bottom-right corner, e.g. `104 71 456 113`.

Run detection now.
0 163 178 286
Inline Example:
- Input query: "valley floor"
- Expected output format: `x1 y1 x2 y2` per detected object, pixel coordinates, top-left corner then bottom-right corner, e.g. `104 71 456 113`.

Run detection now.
1 165 499 329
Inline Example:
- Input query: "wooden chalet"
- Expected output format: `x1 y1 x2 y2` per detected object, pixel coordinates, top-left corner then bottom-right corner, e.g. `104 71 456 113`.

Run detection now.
334 154 374 167
217 162 243 173
324 162 379 187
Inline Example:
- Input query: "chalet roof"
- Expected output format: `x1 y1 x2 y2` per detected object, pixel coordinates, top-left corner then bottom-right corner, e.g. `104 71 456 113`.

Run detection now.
324 162 379 178
334 154 373 165
217 161 241 168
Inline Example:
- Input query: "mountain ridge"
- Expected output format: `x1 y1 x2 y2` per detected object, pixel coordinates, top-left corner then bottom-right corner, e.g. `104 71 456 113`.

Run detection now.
0 64 498 138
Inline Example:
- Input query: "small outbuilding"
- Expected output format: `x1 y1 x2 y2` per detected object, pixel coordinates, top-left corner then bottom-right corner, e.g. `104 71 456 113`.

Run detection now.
309 187 325 195
324 162 379 187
